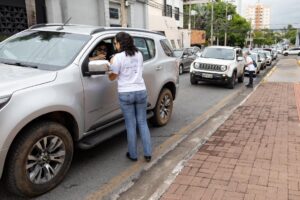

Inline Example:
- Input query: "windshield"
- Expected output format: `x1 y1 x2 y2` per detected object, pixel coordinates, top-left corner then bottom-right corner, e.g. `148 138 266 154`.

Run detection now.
0 30 91 71
173 50 183 58
201 47 234 60
263 51 271 56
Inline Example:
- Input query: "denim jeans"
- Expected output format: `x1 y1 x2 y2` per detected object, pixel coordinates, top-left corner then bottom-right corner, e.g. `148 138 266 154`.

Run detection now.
118 90 152 159
248 71 254 86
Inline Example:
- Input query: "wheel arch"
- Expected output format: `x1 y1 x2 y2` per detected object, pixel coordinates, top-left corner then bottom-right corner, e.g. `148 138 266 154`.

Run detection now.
2 111 79 178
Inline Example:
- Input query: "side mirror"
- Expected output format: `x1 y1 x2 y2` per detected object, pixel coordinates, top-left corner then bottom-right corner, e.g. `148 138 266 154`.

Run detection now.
237 57 244 61
87 60 109 76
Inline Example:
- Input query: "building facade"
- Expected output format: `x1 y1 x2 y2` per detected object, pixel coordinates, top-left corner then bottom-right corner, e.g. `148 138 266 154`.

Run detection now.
46 0 147 28
0 0 47 36
246 2 270 29
147 0 184 49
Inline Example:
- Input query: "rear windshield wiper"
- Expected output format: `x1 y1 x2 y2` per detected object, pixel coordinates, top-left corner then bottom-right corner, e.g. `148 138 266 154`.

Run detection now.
2 62 38 69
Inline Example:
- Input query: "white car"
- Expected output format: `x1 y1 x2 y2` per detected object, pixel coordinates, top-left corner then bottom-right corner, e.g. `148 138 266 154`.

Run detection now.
190 46 245 89
283 47 300 56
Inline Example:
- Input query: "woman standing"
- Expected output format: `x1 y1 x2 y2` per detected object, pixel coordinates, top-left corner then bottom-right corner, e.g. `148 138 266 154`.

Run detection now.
108 32 152 162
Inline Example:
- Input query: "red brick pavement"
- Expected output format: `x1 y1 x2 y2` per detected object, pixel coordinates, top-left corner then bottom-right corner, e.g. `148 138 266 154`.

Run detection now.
161 83 300 200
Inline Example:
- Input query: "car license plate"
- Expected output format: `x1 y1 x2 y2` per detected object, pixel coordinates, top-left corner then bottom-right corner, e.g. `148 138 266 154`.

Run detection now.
202 73 213 78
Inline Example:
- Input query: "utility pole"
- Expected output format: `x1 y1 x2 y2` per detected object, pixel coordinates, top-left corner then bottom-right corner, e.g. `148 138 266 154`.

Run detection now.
188 0 192 30
224 1 228 46
210 0 214 45
120 0 127 27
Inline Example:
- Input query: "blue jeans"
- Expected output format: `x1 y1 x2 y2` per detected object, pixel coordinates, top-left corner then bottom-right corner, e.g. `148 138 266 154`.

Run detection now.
119 90 152 159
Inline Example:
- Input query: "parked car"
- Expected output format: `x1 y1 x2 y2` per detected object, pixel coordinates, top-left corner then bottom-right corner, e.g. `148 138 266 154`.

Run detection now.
245 52 262 75
263 48 276 60
0 24 179 197
257 52 267 70
174 47 198 74
190 46 245 89
283 47 300 56
190 46 202 57
257 50 272 66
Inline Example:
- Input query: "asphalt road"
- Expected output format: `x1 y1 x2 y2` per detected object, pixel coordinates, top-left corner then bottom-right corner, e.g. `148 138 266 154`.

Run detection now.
0 59 277 200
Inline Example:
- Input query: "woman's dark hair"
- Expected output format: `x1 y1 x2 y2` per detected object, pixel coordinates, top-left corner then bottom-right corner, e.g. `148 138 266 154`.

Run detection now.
115 32 138 56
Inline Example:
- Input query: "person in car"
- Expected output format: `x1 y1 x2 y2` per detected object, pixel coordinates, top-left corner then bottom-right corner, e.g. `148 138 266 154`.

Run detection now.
244 51 255 88
89 41 108 61
107 32 152 162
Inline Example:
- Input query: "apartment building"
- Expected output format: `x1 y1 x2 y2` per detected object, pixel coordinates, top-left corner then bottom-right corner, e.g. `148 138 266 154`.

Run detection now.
246 2 271 29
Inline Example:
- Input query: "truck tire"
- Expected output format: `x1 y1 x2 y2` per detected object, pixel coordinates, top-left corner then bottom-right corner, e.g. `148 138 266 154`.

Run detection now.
4 121 73 197
227 72 236 89
150 88 173 126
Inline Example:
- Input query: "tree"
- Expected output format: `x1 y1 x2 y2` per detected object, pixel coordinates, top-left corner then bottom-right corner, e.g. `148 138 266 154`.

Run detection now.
183 1 250 47
284 24 297 44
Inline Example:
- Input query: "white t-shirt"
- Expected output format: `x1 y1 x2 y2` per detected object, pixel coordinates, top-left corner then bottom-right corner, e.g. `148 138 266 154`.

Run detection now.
111 51 146 93
245 56 255 71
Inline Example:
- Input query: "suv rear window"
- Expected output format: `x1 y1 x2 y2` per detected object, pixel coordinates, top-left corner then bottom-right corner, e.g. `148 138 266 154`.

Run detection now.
133 37 156 61
160 39 174 57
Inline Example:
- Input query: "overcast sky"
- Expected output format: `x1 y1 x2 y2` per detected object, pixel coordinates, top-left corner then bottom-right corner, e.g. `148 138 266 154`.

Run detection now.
241 0 300 29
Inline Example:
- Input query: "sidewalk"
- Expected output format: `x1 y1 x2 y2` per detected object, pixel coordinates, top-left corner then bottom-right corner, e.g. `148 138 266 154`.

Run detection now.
160 82 300 200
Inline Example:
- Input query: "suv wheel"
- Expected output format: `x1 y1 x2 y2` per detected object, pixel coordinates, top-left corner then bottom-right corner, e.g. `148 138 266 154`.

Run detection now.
227 72 236 89
151 88 173 126
4 121 73 197
179 65 183 75
190 74 197 85
284 53 288 56
238 71 244 83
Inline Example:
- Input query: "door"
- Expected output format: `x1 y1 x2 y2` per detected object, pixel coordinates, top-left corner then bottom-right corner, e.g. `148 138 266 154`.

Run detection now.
81 36 121 132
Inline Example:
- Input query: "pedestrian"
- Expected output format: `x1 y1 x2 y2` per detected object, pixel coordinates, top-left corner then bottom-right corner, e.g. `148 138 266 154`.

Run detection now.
89 41 108 61
244 51 255 88
107 32 152 162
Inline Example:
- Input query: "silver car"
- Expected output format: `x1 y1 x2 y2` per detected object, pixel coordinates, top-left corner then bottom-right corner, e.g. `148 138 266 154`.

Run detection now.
0 25 179 197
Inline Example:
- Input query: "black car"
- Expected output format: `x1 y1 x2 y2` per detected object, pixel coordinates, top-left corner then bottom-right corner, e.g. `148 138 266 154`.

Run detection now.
174 48 199 75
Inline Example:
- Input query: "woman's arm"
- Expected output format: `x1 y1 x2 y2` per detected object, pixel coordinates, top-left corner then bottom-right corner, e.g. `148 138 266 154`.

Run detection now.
108 56 118 81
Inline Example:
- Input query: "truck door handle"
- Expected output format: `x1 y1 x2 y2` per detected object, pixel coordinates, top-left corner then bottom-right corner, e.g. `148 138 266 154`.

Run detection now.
156 66 162 70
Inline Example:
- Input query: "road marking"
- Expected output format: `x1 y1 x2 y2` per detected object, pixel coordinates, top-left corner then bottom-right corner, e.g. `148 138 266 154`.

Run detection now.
262 66 277 83
85 88 243 200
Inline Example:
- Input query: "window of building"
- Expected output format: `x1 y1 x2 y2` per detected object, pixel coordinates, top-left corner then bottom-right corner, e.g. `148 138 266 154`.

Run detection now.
164 4 172 17
109 8 119 19
175 7 179 20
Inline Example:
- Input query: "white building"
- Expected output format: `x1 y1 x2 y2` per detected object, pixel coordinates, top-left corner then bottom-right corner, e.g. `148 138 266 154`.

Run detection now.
46 0 148 28
46 0 185 49
245 3 270 29
147 0 185 49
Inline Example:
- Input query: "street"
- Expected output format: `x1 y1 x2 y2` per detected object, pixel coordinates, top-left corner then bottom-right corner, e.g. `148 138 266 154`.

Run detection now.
0 58 277 200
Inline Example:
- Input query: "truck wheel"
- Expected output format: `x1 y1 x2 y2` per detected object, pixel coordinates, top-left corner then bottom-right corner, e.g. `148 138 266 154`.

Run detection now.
179 65 183 75
4 121 73 197
150 88 173 126
227 72 236 89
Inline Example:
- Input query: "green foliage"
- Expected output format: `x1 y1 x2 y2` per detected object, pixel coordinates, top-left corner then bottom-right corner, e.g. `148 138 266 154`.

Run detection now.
183 1 251 47
284 24 297 44
0 34 8 42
